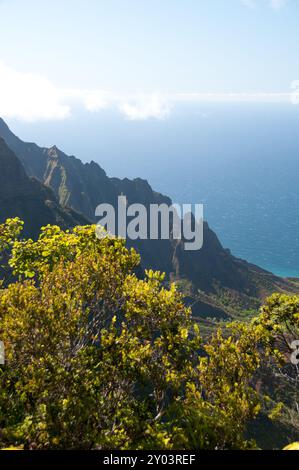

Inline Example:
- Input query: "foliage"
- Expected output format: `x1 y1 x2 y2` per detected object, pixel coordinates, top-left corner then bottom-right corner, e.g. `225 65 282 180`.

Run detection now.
253 294 299 439
283 442 299 450
0 218 24 284
0 218 275 449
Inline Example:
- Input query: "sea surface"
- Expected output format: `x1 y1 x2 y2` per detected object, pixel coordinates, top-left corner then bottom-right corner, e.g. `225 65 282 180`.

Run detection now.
8 102 299 277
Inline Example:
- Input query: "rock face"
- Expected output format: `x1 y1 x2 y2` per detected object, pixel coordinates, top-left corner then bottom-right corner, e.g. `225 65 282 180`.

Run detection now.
0 119 170 221
0 137 88 238
0 117 297 317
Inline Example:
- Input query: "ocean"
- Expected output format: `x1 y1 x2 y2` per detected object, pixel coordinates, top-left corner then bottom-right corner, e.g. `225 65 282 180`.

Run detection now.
8 102 299 277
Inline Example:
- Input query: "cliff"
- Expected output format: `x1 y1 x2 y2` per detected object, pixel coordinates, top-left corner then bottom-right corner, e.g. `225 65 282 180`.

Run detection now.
1 118 297 318
0 137 88 238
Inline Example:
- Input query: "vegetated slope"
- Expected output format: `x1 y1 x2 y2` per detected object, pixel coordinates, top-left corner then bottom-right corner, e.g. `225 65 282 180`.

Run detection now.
0 137 88 238
0 118 298 319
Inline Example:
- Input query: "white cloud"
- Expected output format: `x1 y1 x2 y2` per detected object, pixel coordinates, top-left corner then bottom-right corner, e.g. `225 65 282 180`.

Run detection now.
0 62 293 122
0 62 70 121
70 89 112 112
64 89 170 120
118 94 171 121
0 63 171 122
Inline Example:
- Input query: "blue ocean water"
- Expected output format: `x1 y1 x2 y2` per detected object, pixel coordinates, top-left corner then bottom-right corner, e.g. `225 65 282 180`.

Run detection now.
8 102 299 277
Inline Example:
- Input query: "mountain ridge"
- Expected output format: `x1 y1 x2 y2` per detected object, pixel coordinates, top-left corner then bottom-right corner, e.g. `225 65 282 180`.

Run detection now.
0 136 88 238
1 117 298 319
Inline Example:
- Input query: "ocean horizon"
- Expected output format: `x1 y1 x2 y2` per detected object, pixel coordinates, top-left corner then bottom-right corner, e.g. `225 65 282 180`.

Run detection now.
7 102 299 278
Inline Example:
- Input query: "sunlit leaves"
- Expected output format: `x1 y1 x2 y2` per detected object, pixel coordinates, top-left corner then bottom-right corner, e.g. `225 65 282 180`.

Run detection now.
0 219 271 449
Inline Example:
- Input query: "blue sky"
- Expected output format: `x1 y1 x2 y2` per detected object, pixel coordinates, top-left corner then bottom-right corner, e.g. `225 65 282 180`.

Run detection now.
2 0 299 276
0 0 298 121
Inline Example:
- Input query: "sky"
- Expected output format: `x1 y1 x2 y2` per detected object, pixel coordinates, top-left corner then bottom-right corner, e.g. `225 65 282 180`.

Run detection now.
1 0 299 276
0 0 299 122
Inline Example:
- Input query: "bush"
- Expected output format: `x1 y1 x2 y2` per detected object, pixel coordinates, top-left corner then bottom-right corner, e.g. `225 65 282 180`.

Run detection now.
0 219 270 449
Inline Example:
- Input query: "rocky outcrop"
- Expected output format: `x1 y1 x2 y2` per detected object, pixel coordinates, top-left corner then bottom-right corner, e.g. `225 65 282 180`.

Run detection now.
0 137 88 238
1 118 297 317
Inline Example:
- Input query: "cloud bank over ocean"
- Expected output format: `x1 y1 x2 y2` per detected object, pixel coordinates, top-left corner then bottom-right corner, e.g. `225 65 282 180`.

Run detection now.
0 61 293 122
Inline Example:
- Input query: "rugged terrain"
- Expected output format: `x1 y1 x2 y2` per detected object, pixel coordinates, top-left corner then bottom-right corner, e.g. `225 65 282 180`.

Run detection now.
1 117 298 320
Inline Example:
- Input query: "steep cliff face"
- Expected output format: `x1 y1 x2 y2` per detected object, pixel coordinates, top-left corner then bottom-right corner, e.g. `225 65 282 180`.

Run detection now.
0 138 88 238
0 118 171 218
0 118 297 318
